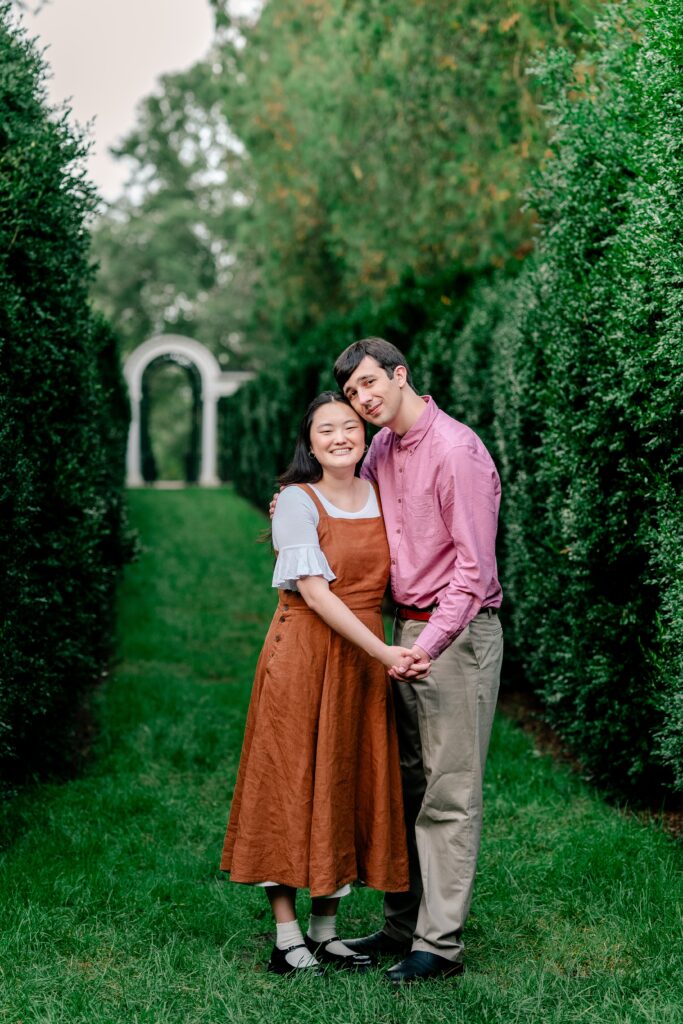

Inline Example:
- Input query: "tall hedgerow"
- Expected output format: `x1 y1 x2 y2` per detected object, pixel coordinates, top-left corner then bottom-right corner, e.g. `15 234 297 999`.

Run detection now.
490 1 683 792
0 9 130 783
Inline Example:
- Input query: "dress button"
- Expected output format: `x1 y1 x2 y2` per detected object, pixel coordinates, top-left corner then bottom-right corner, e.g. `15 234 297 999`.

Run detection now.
279 615 286 622
283 603 289 610
275 635 281 642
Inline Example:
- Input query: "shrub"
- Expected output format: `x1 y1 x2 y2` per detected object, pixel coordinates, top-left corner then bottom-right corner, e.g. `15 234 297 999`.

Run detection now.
489 1 683 792
0 9 131 783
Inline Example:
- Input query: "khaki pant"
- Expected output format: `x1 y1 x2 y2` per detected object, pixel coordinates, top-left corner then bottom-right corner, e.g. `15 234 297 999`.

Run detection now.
384 612 503 962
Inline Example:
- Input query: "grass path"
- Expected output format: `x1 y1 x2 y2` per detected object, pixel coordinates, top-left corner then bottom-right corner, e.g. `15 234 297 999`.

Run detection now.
1 489 681 1024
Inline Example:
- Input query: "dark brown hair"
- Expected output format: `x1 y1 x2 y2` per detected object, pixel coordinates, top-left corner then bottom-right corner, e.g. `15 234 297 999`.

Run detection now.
333 337 415 390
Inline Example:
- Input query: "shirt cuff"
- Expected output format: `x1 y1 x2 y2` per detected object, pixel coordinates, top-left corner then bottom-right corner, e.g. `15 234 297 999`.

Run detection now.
413 621 453 661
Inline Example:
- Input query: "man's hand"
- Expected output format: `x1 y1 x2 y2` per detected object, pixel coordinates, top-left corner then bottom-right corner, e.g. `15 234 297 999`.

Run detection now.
389 644 432 681
269 488 282 520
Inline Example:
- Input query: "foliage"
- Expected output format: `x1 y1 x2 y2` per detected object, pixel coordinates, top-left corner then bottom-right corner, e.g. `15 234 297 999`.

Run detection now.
495 0 682 792
0 8 131 783
2 488 681 1023
214 0 592 338
90 58 254 364
92 0 593 357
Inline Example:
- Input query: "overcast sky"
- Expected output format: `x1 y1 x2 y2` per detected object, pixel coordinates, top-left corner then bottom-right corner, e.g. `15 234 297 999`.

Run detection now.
17 0 222 201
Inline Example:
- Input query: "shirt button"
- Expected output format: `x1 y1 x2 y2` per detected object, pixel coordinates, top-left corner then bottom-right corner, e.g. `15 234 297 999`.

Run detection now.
396 528 401 534
398 498 402 503
391 559 396 565
399 468 404 474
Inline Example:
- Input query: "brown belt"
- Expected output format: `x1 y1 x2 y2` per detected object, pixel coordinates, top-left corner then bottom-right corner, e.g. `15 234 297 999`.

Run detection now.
396 605 499 622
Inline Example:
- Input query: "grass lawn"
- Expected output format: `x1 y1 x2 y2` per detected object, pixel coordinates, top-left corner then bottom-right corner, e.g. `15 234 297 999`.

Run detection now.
1 488 681 1024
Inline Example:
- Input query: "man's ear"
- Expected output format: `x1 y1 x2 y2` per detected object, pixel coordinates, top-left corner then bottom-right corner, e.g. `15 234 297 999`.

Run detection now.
394 365 408 388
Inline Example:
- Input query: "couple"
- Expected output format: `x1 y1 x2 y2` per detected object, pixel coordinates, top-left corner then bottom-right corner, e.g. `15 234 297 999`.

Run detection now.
220 337 503 983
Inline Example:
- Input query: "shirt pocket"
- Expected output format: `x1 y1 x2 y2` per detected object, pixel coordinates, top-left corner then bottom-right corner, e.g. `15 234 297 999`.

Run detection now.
405 495 436 539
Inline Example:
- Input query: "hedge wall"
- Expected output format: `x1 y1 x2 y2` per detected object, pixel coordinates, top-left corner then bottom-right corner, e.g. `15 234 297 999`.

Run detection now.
496 2 682 792
0 9 131 784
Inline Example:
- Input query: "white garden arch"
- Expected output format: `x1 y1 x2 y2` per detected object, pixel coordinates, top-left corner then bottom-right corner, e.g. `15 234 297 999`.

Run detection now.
124 335 254 486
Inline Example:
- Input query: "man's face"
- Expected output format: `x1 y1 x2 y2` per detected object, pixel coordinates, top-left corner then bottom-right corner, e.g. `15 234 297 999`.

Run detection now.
342 356 407 429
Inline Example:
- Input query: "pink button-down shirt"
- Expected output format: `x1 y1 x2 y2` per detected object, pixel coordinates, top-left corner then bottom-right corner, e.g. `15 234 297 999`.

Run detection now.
361 397 502 660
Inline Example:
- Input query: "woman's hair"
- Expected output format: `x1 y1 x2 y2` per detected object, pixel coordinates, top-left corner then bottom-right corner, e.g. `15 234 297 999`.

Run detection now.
278 391 364 487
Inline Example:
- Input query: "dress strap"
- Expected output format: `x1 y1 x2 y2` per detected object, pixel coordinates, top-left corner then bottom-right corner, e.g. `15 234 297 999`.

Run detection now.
296 482 328 519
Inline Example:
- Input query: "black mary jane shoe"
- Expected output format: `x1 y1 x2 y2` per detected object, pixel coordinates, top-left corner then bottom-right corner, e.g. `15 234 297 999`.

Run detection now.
385 950 464 985
267 942 324 977
304 934 374 972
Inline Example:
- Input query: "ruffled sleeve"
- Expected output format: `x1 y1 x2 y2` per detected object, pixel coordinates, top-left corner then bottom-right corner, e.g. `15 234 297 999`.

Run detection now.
272 545 336 590
271 486 337 591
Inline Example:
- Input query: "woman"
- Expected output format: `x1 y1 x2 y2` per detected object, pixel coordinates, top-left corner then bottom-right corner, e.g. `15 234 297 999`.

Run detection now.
221 391 411 976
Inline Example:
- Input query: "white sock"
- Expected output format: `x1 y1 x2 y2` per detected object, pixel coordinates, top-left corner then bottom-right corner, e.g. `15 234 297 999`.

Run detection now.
275 920 319 969
307 913 357 958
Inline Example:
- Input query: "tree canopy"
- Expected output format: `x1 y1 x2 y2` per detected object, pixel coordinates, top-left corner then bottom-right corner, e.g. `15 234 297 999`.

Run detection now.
92 0 595 358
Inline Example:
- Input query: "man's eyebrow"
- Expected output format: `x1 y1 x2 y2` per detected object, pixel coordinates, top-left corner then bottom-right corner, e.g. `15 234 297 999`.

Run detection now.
345 373 375 390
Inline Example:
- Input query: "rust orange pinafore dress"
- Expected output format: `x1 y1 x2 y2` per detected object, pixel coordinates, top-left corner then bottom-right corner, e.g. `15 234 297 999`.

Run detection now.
221 483 409 896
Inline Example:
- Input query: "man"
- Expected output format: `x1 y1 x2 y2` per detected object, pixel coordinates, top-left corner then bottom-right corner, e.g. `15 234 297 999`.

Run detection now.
334 337 503 984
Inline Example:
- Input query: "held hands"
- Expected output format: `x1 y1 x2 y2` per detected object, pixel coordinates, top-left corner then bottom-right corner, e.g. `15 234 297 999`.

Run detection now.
383 644 432 681
388 644 432 681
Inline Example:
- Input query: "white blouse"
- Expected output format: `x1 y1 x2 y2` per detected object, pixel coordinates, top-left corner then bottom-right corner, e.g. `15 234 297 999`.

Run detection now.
272 483 380 592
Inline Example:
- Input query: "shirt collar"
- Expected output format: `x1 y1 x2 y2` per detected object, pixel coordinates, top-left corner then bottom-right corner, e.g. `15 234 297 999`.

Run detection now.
394 396 439 451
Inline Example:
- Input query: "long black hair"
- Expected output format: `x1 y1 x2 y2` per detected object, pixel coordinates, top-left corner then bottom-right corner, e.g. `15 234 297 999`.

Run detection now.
278 391 365 486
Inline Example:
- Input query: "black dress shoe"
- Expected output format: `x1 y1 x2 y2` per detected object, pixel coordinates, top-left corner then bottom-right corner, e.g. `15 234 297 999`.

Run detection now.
385 951 464 984
267 943 324 976
304 934 374 971
343 929 412 957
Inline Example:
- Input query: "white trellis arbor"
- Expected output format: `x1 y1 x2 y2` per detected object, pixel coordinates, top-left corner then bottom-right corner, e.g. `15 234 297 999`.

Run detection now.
124 335 254 487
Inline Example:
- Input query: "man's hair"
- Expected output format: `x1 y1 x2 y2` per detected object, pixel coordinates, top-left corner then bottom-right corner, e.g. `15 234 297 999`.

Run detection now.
333 337 415 390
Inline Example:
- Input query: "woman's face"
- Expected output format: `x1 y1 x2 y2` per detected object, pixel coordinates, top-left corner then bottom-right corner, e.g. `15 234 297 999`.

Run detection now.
309 402 365 473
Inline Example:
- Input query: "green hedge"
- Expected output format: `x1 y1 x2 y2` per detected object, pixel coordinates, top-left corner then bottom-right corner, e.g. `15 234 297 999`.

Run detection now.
0 10 131 784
